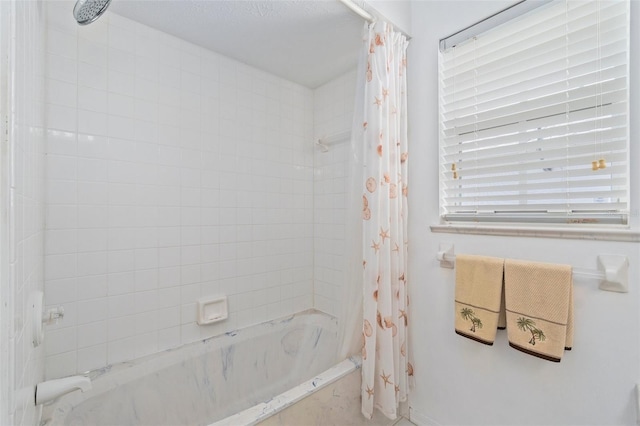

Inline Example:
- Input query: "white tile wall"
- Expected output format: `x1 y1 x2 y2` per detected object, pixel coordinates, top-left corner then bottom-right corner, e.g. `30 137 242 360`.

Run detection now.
44 2 315 378
1 0 46 424
312 71 357 316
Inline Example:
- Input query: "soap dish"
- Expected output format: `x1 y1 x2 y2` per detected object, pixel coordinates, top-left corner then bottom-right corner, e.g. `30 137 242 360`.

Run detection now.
196 295 228 325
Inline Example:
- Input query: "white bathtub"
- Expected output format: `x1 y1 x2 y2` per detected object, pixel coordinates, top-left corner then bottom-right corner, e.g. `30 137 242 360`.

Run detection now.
41 310 362 426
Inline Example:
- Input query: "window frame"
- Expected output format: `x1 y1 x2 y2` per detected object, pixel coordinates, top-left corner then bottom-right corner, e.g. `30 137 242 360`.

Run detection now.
436 0 632 234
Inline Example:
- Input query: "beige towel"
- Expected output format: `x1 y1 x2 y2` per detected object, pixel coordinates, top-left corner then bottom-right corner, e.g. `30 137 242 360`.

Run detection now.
504 259 573 362
455 254 505 345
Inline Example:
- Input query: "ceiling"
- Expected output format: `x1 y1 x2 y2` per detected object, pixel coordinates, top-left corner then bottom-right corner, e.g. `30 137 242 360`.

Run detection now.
109 0 366 88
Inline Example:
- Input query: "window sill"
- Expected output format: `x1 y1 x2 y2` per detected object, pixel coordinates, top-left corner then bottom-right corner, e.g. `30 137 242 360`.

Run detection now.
430 223 640 242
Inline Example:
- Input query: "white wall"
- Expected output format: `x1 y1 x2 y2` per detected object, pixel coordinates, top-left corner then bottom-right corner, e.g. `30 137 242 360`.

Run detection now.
0 0 46 424
43 1 315 379
313 70 357 316
407 1 640 425
365 0 412 36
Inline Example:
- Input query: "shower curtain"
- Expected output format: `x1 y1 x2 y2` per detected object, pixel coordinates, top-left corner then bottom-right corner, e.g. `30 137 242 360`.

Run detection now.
359 21 410 420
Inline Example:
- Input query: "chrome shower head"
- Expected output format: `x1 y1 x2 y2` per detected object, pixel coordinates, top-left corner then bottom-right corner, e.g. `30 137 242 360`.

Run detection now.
73 0 112 25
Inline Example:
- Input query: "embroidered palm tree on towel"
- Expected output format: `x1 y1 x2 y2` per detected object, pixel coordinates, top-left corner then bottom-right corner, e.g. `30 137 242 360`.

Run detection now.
516 317 546 346
460 308 483 333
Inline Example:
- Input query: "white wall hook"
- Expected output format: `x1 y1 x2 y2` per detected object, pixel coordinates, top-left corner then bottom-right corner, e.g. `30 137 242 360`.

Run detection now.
437 243 455 269
315 139 329 152
44 306 65 325
597 255 629 293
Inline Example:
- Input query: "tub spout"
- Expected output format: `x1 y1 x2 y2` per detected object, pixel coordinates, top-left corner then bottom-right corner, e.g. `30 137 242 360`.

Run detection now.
35 376 92 405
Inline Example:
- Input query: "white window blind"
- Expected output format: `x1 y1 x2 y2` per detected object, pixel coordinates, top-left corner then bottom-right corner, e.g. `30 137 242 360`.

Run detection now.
439 0 630 225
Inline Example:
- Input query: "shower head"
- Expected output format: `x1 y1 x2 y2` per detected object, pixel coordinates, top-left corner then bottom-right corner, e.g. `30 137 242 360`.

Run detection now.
73 0 112 25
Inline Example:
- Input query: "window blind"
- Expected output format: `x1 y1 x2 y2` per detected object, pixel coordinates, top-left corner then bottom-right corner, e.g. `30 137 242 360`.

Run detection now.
438 0 630 225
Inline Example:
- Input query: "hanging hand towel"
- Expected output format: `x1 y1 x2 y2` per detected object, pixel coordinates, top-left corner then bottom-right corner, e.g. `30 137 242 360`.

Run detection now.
504 259 573 362
455 254 505 345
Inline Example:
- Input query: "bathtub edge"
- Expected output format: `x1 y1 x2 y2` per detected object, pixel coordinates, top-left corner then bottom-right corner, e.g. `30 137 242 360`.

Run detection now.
210 356 362 426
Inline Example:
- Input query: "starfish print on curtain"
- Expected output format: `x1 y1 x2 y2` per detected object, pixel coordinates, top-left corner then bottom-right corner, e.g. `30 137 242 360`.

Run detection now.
360 21 411 421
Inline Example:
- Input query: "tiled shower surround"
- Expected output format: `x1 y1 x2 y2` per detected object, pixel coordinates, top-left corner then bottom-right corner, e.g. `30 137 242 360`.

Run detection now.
43 2 328 378
312 71 356 316
2 0 46 423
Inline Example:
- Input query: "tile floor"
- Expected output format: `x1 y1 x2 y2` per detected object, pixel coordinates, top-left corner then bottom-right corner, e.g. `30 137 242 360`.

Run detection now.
393 418 416 426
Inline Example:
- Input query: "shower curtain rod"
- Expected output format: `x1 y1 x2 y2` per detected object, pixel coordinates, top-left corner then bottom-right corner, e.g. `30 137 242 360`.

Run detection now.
338 0 375 23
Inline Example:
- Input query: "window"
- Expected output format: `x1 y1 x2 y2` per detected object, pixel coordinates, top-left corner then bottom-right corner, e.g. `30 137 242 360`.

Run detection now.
438 0 630 226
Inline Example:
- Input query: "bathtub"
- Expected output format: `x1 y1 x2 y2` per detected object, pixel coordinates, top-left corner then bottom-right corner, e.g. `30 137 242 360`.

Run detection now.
41 310 363 426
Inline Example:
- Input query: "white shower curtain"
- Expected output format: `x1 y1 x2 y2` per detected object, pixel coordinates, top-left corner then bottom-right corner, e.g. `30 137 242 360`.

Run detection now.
359 21 411 420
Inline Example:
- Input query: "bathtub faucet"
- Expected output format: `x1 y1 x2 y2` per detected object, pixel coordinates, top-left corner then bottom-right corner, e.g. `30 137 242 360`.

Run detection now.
35 375 92 405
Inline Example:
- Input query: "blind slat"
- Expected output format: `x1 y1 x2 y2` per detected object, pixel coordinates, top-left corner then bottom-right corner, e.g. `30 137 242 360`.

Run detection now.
442 1 625 67
444 202 628 212
443 132 628 164
443 100 627 146
443 88 627 138
444 80 627 131
442 15 627 78
445 188 627 204
446 150 627 179
444 179 628 197
443 167 627 188
443 62 627 119
443 101 627 147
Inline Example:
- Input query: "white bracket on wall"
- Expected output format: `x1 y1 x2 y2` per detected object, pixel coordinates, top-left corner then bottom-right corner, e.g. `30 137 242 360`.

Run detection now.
597 255 629 293
437 243 455 269
31 290 66 348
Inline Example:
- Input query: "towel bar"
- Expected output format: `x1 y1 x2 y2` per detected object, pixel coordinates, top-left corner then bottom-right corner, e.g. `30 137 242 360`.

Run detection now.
436 245 628 293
